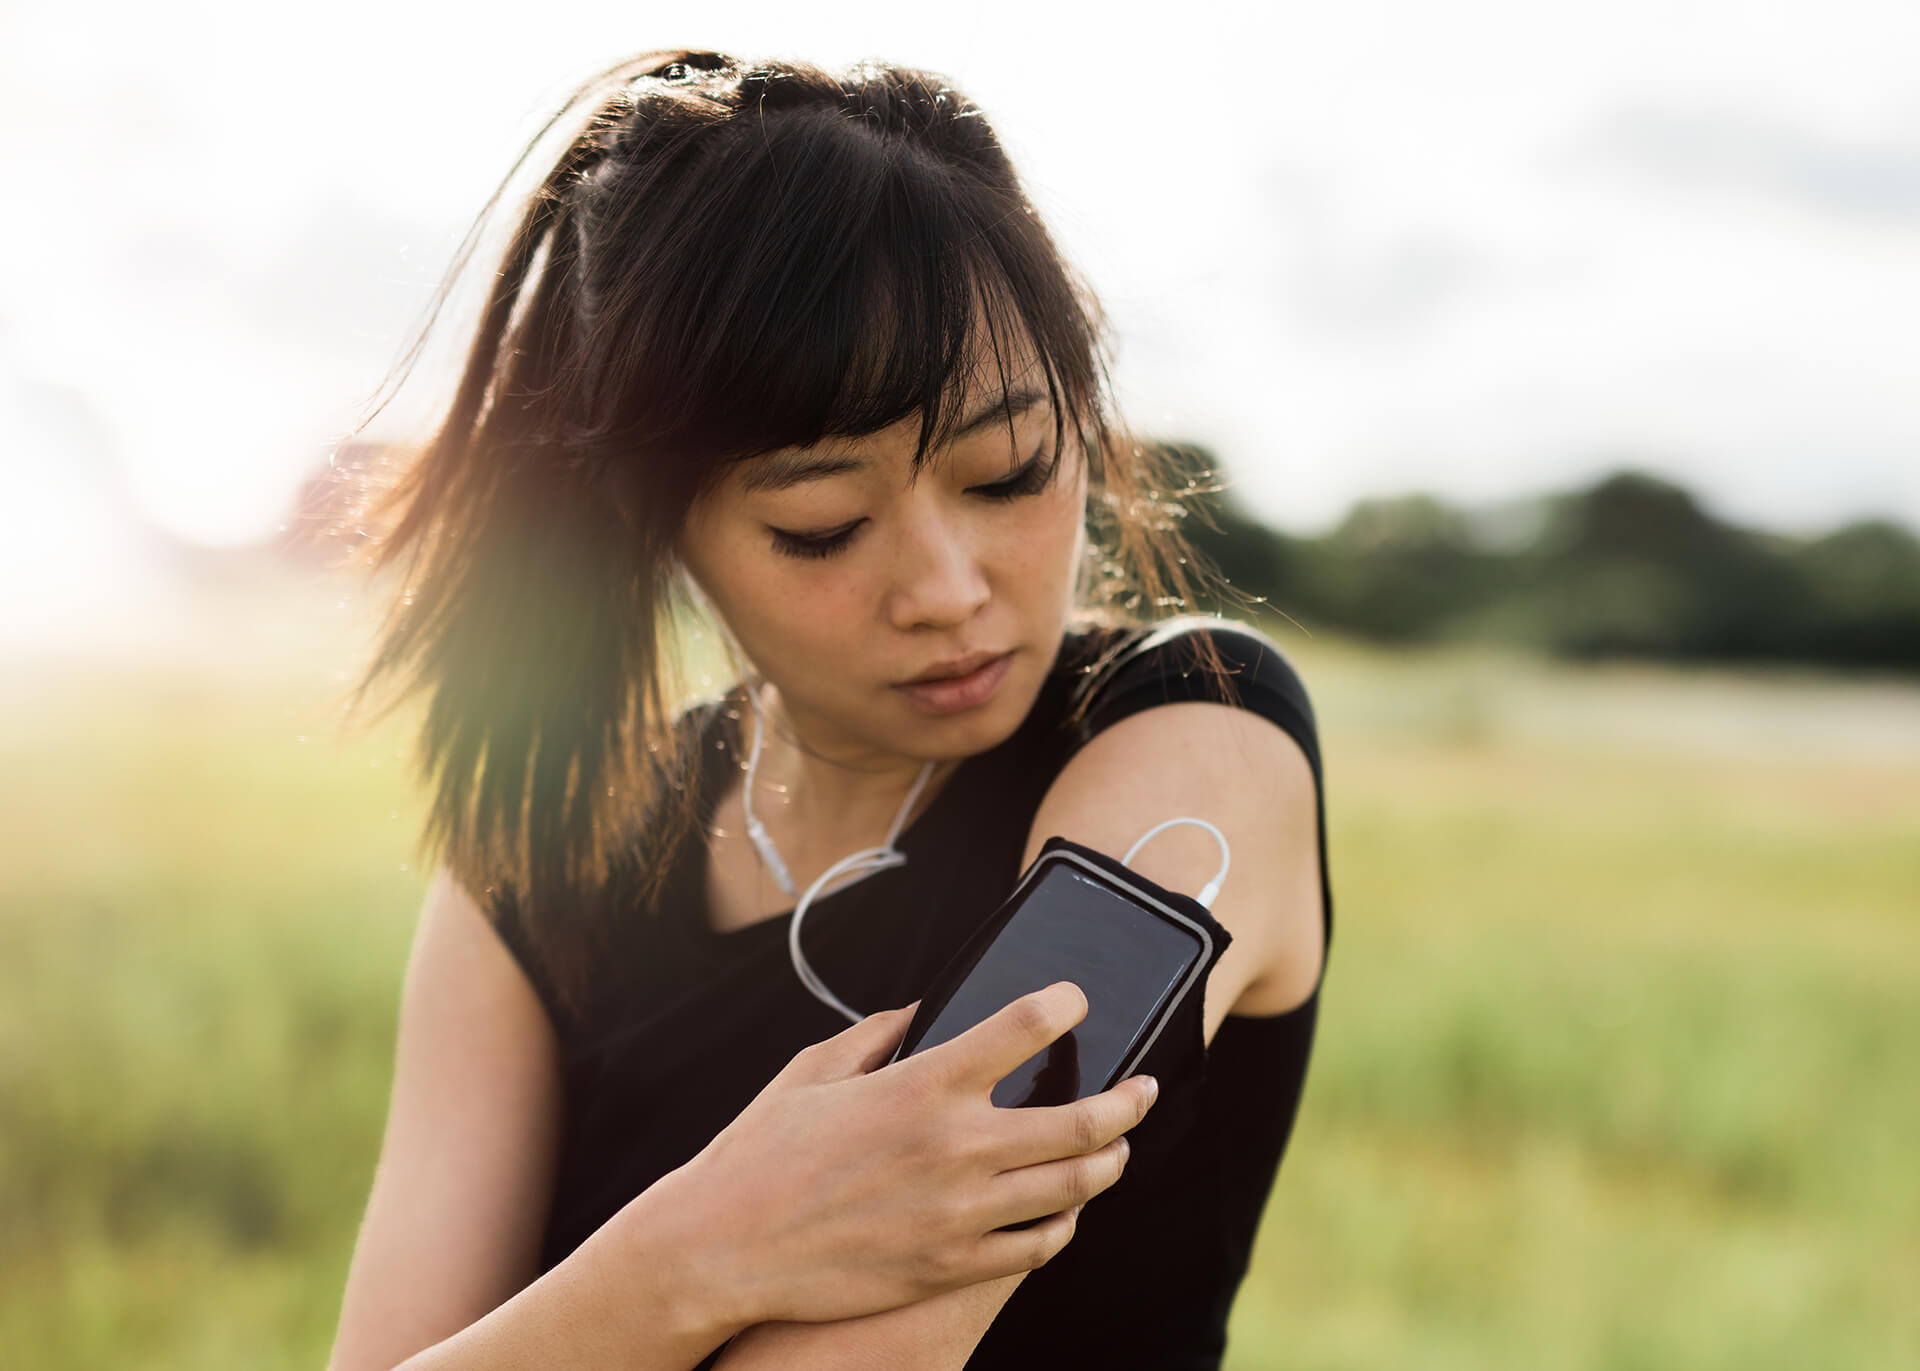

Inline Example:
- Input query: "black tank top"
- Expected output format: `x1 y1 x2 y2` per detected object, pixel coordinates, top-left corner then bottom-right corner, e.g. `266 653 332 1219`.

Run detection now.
489 616 1333 1369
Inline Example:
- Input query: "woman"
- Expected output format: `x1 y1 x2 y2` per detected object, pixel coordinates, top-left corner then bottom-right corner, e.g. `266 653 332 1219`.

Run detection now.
326 50 1329 1371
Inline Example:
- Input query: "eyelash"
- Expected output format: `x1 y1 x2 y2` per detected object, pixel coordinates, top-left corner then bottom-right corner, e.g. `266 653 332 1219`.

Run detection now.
769 446 1059 561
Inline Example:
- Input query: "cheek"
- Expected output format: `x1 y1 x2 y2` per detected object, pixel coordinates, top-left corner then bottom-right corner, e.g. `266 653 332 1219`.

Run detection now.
680 525 787 648
724 544 871 658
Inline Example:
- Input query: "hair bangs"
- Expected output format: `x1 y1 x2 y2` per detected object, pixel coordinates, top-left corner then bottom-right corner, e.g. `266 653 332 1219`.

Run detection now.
576 93 1105 494
807 218 1087 482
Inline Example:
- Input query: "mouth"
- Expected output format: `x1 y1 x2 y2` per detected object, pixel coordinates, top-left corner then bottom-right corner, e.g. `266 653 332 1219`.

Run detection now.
900 650 1009 686
892 651 1015 714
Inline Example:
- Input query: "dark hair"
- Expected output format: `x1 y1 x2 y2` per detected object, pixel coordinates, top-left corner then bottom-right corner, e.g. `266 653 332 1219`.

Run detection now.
332 50 1231 1017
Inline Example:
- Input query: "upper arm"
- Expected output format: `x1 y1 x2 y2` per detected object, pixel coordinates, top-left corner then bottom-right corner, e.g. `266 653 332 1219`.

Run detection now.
327 869 565 1371
713 662 1326 1371
1024 697 1326 1030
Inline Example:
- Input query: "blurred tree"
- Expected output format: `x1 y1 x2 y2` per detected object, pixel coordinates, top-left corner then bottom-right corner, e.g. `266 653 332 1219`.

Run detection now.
1788 520 1920 667
1312 494 1500 641
1514 470 1812 661
1147 444 1920 673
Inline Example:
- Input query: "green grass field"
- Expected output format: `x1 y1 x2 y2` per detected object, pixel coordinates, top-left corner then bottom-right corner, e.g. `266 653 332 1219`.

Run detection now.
3 590 1915 1369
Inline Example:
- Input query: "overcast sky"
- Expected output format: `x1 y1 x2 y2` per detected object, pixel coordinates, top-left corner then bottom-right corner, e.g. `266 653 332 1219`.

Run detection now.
4 0 1917 634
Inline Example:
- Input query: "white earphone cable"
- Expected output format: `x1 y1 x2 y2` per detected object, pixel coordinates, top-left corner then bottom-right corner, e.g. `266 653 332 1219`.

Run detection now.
742 683 799 900
1121 816 1232 909
744 684 935 1024
743 684 1231 1023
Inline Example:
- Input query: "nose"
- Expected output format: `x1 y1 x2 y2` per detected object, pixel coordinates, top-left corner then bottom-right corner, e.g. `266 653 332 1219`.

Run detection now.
886 501 990 632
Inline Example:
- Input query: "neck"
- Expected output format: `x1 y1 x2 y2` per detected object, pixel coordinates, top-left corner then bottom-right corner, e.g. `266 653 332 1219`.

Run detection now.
743 681 953 838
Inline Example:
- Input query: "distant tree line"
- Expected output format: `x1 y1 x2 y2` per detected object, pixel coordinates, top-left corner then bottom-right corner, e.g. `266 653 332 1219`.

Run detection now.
1164 445 1920 672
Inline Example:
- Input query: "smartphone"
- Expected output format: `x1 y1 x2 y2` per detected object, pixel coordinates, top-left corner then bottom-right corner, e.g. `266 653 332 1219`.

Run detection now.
889 838 1221 1108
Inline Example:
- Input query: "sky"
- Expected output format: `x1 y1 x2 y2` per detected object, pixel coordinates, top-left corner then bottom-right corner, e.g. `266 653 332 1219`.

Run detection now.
3 0 1917 637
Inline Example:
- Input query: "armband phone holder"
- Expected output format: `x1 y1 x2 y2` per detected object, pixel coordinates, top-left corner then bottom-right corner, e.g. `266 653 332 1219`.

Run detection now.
888 836 1231 1110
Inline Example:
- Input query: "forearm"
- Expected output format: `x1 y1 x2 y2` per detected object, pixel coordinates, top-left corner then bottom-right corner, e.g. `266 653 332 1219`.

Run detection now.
392 1168 749 1371
714 1273 1028 1371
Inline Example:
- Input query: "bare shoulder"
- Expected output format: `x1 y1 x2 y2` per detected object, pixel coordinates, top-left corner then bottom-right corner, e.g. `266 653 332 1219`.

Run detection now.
1024 678 1326 1033
326 869 565 1371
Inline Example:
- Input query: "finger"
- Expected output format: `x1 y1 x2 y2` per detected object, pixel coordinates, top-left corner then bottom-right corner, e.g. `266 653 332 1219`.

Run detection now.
916 981 1089 1091
789 1001 922 1081
989 1074 1157 1169
985 1135 1131 1230
973 1198 1081 1278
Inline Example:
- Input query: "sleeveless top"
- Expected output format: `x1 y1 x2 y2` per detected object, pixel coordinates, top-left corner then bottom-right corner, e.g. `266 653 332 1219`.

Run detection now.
489 616 1333 1369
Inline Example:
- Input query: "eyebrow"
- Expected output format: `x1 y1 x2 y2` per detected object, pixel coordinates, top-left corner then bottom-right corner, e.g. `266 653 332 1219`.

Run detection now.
739 386 1050 494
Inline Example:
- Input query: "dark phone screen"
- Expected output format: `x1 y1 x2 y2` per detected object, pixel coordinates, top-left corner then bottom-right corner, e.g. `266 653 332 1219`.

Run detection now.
910 861 1203 1108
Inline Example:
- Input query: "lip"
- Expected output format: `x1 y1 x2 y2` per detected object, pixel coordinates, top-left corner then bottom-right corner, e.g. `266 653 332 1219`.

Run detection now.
902 651 1009 686
892 651 1014 715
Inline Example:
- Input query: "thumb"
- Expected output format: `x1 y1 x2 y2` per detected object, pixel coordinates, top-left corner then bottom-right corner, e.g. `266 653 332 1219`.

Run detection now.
806 1001 923 1080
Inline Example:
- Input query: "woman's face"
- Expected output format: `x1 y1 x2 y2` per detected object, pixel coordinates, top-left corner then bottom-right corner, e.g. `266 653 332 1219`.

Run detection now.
675 365 1089 767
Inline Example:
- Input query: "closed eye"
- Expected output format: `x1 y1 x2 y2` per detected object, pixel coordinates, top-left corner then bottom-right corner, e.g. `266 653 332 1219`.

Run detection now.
769 519 863 560
767 445 1059 560
971 445 1057 501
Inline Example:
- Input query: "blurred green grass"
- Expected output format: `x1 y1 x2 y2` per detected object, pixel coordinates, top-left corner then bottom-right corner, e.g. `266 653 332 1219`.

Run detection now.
2 604 1915 1369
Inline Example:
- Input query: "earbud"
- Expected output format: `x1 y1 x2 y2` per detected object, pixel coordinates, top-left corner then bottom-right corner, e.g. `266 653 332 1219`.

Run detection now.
744 814 799 900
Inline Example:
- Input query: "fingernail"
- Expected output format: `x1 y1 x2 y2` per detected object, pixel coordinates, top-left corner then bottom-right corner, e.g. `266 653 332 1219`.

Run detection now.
1142 1075 1159 1104
1117 1136 1131 1161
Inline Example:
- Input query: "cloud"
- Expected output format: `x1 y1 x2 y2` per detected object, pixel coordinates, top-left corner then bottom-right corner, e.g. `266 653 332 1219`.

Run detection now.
1583 104 1920 224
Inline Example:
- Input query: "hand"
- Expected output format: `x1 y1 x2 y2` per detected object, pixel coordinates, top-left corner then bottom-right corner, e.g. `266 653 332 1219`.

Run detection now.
653 981 1158 1329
